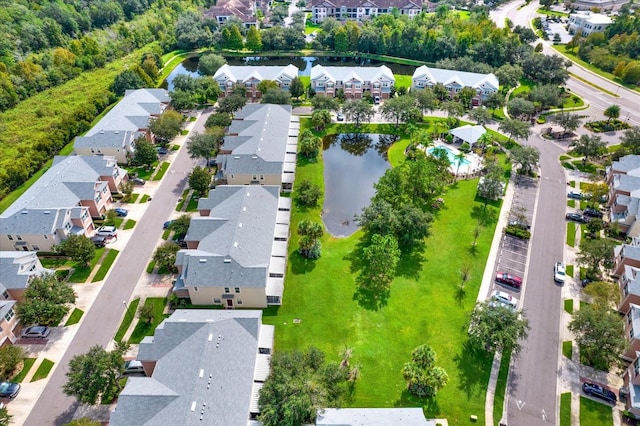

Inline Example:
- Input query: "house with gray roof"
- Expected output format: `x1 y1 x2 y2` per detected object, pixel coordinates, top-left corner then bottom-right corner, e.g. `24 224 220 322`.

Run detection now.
173 185 290 307
74 88 170 163
213 64 299 99
315 408 437 425
217 103 297 192
412 65 499 105
0 251 52 345
110 309 274 426
310 65 395 99
0 155 125 251
620 302 640 417
613 237 640 277
310 0 423 23
204 0 259 28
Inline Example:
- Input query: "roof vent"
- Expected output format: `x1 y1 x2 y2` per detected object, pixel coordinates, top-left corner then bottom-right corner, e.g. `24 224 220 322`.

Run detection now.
208 333 213 342
199 259 207 263
191 402 197 411
252 156 258 159
234 242 238 248
21 211 28 214
238 223 242 228
199 369 205 377
224 259 231 263
44 211 50 214
234 156 240 159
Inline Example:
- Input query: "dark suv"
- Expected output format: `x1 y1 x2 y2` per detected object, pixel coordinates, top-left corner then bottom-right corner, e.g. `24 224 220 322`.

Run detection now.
582 382 617 404
583 207 603 218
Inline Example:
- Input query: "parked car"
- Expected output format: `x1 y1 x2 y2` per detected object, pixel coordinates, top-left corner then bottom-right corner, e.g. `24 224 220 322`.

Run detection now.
565 212 590 223
114 208 128 217
90 236 108 247
582 382 617 404
96 225 117 238
490 290 519 309
583 207 603 218
123 360 146 376
581 278 594 287
130 177 145 186
508 219 530 230
373 96 381 105
163 220 174 230
568 191 583 200
156 146 169 155
336 112 344 122
21 325 50 339
0 381 20 399
554 262 566 283
495 272 522 289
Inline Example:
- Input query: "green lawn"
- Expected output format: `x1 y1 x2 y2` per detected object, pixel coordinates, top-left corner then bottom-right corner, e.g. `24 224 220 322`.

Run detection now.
566 264 574 278
176 189 190 211
128 193 140 203
560 392 571 426
146 260 156 273
114 298 140 342
123 219 136 230
91 249 119 282
64 308 84 326
186 194 199 212
68 248 105 283
567 222 576 247
580 396 613 424
31 359 54 382
395 75 412 90
129 298 168 344
537 8 569 16
140 194 150 203
12 358 36 383
152 161 170 181
562 341 572 359
567 199 575 208
564 299 573 314
39 256 74 269
126 165 155 181
493 352 511 424
263 120 495 421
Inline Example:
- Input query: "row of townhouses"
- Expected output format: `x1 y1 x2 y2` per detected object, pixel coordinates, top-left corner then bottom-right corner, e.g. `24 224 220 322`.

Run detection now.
213 64 499 103
604 155 640 415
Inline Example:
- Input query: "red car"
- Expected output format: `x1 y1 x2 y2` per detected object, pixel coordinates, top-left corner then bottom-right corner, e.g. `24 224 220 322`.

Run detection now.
495 272 522 289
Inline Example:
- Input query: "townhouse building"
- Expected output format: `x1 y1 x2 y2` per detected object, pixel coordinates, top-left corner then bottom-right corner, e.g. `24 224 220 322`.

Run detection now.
310 65 395 99
213 64 299 99
607 155 640 238
411 65 499 105
310 0 423 23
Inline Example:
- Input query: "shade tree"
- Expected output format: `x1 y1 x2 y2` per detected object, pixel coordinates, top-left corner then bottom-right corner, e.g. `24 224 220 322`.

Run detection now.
401 345 448 398
16 272 76 326
468 302 530 356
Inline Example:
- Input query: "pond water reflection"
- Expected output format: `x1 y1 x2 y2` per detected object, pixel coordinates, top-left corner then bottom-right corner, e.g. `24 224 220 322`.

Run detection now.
322 133 398 237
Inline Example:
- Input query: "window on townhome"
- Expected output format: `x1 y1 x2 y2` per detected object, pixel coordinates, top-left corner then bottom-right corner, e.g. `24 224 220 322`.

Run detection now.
631 327 635 339
194 287 198 291
32 245 39 251
7 235 13 241
95 193 101 203
245 82 252 88
345 83 352 88
234 287 240 293
237 298 243 305
4 309 14 322
635 357 640 376
224 287 230 293
16 235 22 240
318 82 324 88
355 84 361 89
213 298 221 304
65 222 71 230
260 175 264 180
2 291 8 299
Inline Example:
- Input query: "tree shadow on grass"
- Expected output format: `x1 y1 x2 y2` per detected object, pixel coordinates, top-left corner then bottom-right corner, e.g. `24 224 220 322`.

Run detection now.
454 285 467 307
352 278 390 311
395 244 426 281
394 389 441 418
471 204 499 227
289 251 318 275
453 341 494 401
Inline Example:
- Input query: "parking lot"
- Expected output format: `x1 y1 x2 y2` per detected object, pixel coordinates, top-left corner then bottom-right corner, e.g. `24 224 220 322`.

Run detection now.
492 176 539 302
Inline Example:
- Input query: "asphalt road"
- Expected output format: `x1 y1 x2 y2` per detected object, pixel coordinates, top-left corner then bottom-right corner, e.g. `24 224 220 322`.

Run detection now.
506 133 566 425
24 113 207 425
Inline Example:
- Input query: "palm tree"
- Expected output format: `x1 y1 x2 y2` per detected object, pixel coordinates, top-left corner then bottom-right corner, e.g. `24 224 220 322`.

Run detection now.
339 346 353 369
604 104 621 123
454 151 466 178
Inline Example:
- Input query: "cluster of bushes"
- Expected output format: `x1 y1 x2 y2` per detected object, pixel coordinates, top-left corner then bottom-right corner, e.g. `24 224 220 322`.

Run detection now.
505 224 531 240
584 120 631 133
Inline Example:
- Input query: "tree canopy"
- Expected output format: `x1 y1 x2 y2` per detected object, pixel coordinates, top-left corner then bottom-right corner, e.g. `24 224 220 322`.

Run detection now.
468 302 530 356
402 345 449 398
17 272 76 326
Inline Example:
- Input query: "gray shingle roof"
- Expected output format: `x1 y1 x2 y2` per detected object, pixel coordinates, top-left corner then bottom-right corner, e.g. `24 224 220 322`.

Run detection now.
221 104 292 176
74 130 138 150
1 155 117 218
178 186 280 288
0 251 52 290
614 174 640 195
315 408 434 425
413 65 499 91
213 65 299 84
310 65 395 84
610 155 640 175
110 310 266 426
85 88 169 136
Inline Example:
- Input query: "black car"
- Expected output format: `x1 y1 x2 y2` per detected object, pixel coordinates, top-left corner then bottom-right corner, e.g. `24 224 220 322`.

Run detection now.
583 207 603 218
0 381 20 399
582 382 617 404
130 177 145 186
156 146 169 155
90 236 108 247
566 212 590 223
568 191 583 200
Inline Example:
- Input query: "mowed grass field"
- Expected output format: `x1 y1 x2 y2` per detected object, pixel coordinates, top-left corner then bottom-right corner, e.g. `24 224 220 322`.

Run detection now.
263 120 497 423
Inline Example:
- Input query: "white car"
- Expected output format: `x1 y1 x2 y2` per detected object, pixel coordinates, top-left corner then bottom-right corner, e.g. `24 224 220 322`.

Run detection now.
554 261 566 283
490 290 519 309
95 225 117 238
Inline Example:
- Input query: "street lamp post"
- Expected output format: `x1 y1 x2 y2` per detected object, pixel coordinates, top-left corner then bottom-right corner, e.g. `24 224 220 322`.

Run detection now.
123 300 133 322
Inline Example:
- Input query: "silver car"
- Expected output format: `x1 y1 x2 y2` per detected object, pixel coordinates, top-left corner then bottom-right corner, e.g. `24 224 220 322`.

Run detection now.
490 290 519 309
